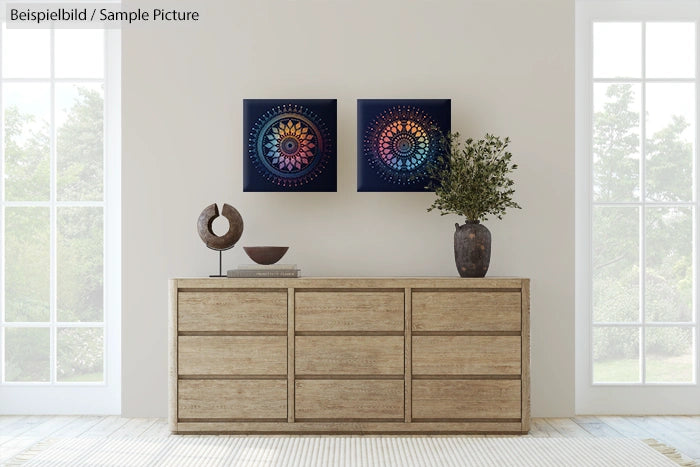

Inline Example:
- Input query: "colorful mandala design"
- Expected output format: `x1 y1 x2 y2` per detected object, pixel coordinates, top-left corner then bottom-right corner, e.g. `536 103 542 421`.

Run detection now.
248 104 332 187
362 105 439 186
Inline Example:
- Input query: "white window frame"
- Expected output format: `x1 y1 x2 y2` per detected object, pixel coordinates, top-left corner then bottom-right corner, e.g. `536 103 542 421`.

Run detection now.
576 0 700 414
0 12 121 414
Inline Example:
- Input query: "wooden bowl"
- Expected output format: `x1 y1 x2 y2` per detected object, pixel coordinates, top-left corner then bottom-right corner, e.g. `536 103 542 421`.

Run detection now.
243 246 289 265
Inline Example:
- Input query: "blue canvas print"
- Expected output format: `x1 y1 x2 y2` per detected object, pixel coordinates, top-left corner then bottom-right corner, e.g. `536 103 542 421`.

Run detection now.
357 99 451 192
244 99 337 192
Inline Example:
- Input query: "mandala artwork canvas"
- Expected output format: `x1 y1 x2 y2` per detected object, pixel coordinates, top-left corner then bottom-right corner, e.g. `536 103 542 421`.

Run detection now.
357 99 451 192
243 99 337 192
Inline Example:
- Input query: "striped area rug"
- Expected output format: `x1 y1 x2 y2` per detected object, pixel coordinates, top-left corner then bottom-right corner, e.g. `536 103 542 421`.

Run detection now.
5 436 693 466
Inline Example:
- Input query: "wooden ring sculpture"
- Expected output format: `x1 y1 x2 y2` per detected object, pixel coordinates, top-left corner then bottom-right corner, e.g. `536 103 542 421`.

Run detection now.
197 203 244 251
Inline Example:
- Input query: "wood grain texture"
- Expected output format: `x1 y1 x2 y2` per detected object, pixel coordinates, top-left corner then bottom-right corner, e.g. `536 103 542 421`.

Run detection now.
287 287 295 423
179 375 284 380
295 291 404 331
412 291 521 332
295 336 404 375
178 291 286 331
80 416 130 438
404 287 412 423
178 336 286 375
413 336 521 375
168 280 178 431
170 277 530 434
521 279 531 432
109 418 158 438
174 421 524 434
176 277 525 289
412 380 521 419
178 380 287 419
295 380 404 419
544 418 593 438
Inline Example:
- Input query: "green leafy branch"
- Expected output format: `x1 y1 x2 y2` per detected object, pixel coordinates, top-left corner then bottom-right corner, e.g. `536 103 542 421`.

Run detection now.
426 132 521 222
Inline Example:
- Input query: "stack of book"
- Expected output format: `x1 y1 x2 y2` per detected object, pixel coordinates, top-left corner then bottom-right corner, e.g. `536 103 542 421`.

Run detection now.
227 264 300 278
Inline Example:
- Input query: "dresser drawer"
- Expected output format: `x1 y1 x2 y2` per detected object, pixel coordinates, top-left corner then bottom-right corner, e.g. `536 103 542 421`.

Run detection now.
295 336 404 375
412 291 521 332
178 291 286 332
412 380 521 419
295 291 404 332
178 336 286 375
295 380 403 420
413 336 521 375
178 380 287 420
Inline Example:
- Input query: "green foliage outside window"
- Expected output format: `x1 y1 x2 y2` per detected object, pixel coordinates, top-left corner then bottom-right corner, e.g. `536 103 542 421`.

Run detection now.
593 84 692 365
4 86 105 382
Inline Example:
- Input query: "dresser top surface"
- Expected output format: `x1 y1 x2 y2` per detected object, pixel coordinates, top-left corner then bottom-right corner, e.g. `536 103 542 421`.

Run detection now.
172 277 529 289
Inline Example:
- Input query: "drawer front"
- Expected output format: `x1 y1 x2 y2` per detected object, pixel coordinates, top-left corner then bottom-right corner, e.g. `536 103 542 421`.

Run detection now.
295 380 404 420
178 291 286 332
413 336 521 375
178 380 287 420
178 336 286 375
296 336 404 375
412 291 521 332
412 380 521 419
295 291 404 332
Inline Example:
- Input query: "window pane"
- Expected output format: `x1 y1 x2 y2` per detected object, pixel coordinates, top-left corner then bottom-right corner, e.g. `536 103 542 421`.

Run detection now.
4 207 50 322
593 207 639 323
57 327 103 382
594 23 641 78
5 327 50 382
645 207 693 323
645 83 695 202
593 327 640 383
3 83 50 201
56 84 104 201
646 327 693 383
57 207 104 322
593 83 641 202
55 29 104 78
1 26 50 78
646 23 695 78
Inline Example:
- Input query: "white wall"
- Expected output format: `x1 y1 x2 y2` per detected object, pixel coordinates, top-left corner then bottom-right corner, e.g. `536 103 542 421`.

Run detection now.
122 0 574 417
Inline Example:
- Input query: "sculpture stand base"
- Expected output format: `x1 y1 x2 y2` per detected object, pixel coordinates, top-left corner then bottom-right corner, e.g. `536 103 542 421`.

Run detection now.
209 250 226 278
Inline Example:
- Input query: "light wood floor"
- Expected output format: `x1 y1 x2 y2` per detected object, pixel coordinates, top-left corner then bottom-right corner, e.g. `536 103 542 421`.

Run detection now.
1 416 699 464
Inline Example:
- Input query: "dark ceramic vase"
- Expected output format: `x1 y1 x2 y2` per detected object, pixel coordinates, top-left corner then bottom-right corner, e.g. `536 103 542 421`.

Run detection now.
454 221 491 278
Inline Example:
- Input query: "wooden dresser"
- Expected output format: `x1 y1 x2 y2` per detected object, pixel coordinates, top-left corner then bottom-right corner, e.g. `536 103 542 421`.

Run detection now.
169 277 530 434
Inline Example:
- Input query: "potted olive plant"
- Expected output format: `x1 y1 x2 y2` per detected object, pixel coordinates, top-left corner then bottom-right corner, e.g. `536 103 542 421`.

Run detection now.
426 133 521 277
